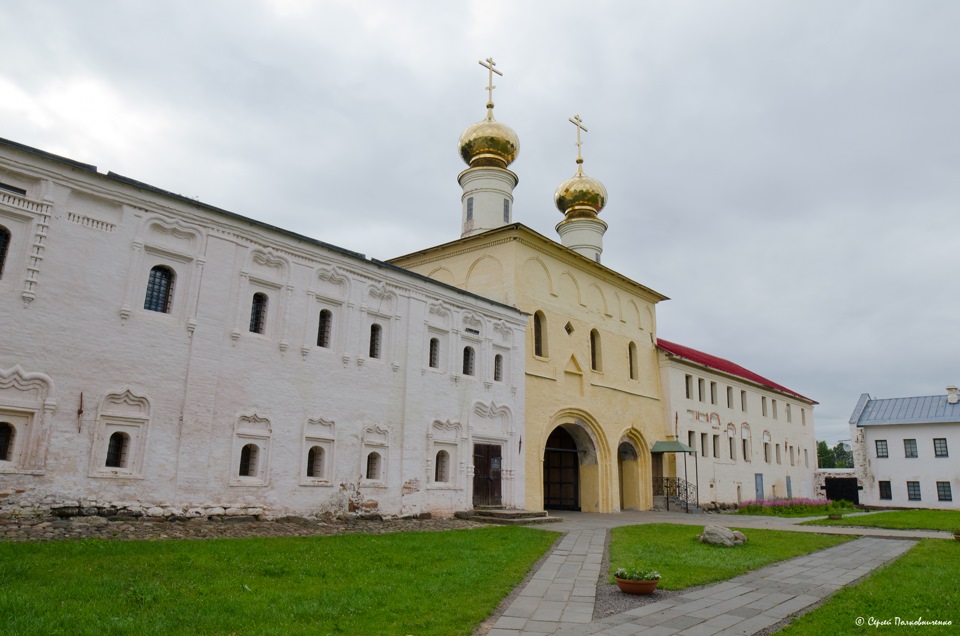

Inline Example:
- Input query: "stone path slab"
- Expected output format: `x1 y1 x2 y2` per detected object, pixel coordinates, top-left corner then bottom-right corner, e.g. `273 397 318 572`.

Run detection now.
487 535 915 636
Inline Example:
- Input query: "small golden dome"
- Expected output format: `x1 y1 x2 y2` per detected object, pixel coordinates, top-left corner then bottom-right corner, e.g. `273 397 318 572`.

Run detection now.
459 106 520 169
555 163 607 219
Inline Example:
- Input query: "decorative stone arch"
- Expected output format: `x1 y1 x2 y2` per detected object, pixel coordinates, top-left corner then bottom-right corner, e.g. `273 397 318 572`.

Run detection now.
558 271 582 306
464 255 505 302
521 257 554 296
540 408 612 513
586 282 609 317
616 428 652 511
0 365 56 473
426 266 457 286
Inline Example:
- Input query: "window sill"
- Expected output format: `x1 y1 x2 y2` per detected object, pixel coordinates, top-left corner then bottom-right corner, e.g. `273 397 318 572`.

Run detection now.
299 479 333 487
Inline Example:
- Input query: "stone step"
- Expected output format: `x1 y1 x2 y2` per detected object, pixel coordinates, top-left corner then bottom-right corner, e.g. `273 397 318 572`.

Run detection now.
455 509 561 525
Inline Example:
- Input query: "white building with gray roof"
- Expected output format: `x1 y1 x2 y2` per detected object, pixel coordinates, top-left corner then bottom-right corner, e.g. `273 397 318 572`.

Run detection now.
849 386 959 509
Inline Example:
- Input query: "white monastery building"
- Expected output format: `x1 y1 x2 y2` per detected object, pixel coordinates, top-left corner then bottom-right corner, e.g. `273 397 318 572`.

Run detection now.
657 339 818 506
0 137 527 519
850 387 959 510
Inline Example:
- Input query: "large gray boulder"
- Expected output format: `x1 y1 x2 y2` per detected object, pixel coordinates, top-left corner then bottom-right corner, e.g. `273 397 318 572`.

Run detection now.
698 524 747 547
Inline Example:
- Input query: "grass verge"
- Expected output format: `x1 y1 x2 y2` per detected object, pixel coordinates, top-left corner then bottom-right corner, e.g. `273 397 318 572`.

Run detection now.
737 498 858 517
801 509 960 532
0 526 556 636
609 523 854 589
779 539 959 634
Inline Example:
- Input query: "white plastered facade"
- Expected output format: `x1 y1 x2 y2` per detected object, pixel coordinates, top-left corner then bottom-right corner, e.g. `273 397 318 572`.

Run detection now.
0 141 526 519
658 354 817 506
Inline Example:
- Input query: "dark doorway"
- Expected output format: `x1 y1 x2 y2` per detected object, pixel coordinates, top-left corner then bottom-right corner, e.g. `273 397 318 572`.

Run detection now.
543 427 580 510
825 477 859 505
473 444 502 507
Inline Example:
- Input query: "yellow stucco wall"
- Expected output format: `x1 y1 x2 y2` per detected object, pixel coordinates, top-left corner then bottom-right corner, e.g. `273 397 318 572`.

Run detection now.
391 226 670 512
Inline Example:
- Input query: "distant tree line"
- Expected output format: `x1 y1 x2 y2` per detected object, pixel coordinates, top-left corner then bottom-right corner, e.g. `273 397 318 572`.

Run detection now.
817 440 853 468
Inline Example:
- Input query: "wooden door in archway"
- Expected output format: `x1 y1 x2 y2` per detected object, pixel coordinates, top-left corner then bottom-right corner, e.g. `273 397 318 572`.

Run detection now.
543 427 580 511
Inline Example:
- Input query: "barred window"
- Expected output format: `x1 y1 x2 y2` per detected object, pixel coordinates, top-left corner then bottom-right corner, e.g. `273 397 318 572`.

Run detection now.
249 293 268 334
144 265 175 313
494 354 503 382
429 338 440 369
435 450 450 483
239 444 259 477
0 422 14 461
503 198 510 223
306 446 324 478
0 226 10 279
462 346 475 376
365 452 381 480
105 432 129 468
369 324 382 359
317 310 332 347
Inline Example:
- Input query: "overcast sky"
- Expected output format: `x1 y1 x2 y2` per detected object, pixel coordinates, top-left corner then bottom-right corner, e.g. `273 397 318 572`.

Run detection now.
3 1 957 445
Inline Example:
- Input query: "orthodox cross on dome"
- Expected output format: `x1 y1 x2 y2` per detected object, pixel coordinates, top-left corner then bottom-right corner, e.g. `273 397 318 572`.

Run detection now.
568 114 588 173
479 57 502 109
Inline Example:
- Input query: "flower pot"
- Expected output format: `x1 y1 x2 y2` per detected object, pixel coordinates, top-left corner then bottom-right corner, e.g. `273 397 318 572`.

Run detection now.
615 577 659 595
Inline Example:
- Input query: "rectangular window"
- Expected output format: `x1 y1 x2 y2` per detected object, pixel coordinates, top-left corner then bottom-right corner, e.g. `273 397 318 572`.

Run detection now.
741 390 747 413
503 198 510 223
712 434 720 458
801 408 806 425
804 448 809 468
772 399 778 420
904 439 918 458
685 374 693 399
698 378 705 402
878 481 892 500
710 381 717 405
762 396 768 417
0 181 27 196
937 481 952 501
688 430 696 452
775 444 781 464
466 197 474 221
786 404 792 423
729 436 736 461
875 439 888 458
933 438 948 457
743 438 750 462
789 445 795 466
726 386 733 409
701 433 708 458
906 481 921 501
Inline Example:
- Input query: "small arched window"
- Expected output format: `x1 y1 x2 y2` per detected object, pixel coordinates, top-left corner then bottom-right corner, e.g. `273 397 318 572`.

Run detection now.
317 309 332 347
365 452 381 480
105 432 129 468
239 443 259 476
0 226 10 279
306 446 324 478
249 293 268 334
429 338 440 368
628 341 638 380
533 311 547 357
462 346 475 376
494 354 503 382
590 329 602 371
0 422 15 461
369 324 382 359
435 450 449 483
144 265 175 313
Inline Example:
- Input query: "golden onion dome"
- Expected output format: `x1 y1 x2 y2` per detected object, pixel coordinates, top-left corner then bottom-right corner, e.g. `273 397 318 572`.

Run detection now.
458 106 520 169
555 162 607 219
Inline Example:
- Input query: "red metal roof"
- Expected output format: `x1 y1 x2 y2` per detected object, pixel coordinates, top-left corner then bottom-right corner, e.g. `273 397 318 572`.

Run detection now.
657 339 813 403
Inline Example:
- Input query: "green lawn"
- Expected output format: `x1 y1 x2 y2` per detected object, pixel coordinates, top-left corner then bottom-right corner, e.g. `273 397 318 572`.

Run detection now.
609 524 854 589
779 539 960 634
801 509 960 532
0 526 556 636
736 499 858 518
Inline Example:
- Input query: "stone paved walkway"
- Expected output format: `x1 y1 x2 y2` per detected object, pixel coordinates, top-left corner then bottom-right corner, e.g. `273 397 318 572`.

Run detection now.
488 533 916 635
